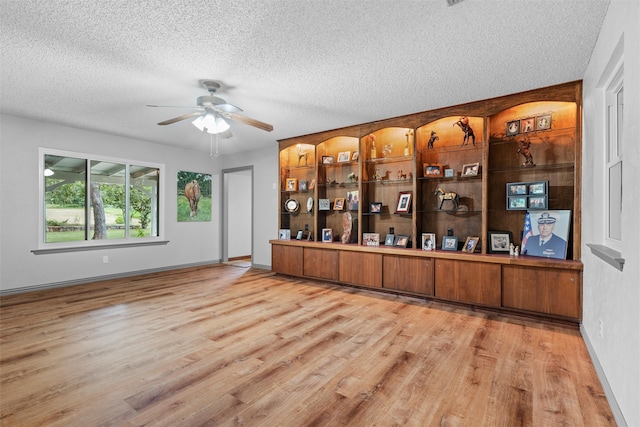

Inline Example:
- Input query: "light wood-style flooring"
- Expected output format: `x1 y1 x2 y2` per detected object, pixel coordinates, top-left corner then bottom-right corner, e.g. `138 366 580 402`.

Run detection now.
1 264 614 426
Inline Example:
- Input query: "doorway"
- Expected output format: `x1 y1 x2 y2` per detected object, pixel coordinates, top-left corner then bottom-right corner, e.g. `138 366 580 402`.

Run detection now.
221 166 253 266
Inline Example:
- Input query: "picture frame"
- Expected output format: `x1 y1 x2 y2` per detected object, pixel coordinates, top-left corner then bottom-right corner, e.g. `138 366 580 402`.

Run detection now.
333 197 345 210
442 235 458 251
318 198 330 210
286 178 298 191
506 120 520 136
347 191 359 211
423 163 443 177
278 229 291 240
321 228 333 243
422 233 436 251
536 114 551 131
395 191 412 214
488 231 512 253
362 233 380 246
444 168 455 178
462 162 479 176
528 181 547 195
337 151 351 163
520 117 535 133
384 234 395 246
508 196 527 210
462 236 479 253
522 210 571 260
351 151 359 161
393 235 410 248
507 182 528 195
298 180 307 191
295 230 304 240
528 195 547 209
322 155 335 165
370 202 382 213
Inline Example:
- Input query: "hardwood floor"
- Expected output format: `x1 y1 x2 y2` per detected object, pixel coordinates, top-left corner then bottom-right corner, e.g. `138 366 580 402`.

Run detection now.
1 265 614 426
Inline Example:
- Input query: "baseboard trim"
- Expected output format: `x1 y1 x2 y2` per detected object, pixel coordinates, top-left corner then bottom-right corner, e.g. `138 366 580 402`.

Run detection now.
580 324 627 426
0 260 222 296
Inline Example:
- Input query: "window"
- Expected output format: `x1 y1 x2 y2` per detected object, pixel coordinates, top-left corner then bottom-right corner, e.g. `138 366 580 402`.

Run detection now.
605 65 623 247
41 149 161 246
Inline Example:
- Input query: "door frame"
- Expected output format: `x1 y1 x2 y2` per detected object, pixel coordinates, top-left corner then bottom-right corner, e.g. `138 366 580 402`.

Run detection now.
220 166 254 263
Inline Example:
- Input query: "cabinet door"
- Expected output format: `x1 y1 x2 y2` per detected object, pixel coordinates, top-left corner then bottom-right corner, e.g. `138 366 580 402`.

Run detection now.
383 255 433 295
272 245 303 276
435 259 501 307
339 251 383 288
502 265 581 319
303 247 339 281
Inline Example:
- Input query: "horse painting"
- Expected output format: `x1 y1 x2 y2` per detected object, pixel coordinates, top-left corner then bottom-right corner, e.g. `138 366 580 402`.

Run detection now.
184 180 202 219
434 187 459 210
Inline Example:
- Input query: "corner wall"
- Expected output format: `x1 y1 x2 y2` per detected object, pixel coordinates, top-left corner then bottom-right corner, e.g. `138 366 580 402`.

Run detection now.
582 1 640 425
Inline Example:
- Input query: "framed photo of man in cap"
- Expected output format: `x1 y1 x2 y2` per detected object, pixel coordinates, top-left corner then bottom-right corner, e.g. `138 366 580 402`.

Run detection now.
522 210 571 259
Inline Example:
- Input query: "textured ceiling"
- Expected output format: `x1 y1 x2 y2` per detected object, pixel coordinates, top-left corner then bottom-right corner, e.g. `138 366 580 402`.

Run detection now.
1 0 610 156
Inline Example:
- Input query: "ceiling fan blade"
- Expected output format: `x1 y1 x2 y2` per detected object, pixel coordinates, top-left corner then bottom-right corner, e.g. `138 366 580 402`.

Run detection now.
157 111 202 126
147 104 203 110
223 112 273 132
215 103 243 113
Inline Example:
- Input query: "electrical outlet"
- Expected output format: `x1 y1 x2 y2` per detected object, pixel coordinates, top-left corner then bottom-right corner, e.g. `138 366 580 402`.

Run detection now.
103 256 109 264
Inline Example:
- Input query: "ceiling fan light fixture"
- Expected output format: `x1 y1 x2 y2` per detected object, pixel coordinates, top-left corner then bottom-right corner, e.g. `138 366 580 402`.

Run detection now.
192 115 205 131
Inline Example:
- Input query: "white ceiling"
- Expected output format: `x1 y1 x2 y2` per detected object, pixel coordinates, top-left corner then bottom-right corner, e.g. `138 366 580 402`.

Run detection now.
1 0 610 156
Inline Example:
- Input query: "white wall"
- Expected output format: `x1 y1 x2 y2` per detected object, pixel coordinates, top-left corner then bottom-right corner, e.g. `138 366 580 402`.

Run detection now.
225 168 252 259
582 1 640 425
0 114 278 293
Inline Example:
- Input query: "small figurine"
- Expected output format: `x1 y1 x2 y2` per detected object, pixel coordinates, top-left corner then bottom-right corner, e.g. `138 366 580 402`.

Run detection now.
382 144 393 157
397 170 407 180
405 130 413 156
427 130 439 150
517 138 535 167
372 167 382 181
453 116 475 146
370 134 377 159
509 243 515 256
434 187 459 210
296 144 308 166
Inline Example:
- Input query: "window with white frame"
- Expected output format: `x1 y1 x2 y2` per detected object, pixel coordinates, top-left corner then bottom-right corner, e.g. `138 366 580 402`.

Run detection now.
41 149 161 245
605 65 623 247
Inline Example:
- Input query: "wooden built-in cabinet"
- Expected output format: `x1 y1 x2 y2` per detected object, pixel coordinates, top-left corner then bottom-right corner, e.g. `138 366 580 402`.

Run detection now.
272 81 584 323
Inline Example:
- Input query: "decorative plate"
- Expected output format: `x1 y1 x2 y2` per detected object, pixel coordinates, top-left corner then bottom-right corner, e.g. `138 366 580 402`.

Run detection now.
285 198 299 213
306 197 314 212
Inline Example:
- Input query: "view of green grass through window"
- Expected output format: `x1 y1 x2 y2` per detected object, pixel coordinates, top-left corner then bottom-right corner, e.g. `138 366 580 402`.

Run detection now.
44 153 159 243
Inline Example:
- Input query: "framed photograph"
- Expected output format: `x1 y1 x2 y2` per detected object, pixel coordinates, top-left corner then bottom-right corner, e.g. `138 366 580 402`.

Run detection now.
522 210 571 260
318 198 330 210
462 236 479 253
507 182 528 195
295 230 304 240
322 155 335 165
337 151 351 163
395 191 413 214
177 171 212 222
384 234 395 246
528 195 547 209
424 163 443 177
444 168 455 178
393 235 410 248
536 114 551 131
321 228 333 243
347 191 359 211
278 229 291 240
299 180 307 191
442 236 458 251
508 196 527 210
333 197 345 210
488 231 512 253
422 233 436 251
351 151 359 161
520 117 535 133
462 162 479 176
370 202 382 213
362 233 380 246
528 181 547 195
286 178 298 191
506 120 520 136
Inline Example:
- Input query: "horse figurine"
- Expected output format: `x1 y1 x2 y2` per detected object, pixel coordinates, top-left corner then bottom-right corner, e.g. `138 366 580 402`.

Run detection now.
434 187 459 210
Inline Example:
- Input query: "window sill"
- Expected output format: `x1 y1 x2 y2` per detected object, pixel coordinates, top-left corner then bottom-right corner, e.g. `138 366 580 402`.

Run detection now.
586 243 624 271
32 240 170 255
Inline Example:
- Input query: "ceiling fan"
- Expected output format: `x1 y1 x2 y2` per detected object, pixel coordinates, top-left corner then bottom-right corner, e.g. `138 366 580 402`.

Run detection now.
147 80 273 137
